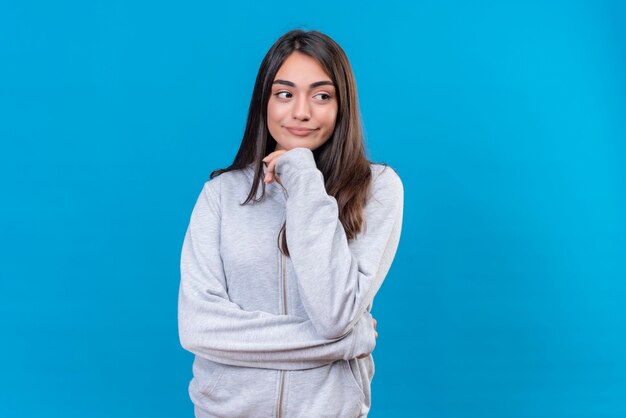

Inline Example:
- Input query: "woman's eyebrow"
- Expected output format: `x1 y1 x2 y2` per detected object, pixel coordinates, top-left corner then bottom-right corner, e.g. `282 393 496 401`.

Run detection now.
273 79 335 88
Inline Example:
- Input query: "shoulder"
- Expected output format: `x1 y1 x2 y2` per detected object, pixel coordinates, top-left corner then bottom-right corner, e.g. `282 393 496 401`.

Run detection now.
198 165 259 209
370 163 403 197
359 163 403 224
204 165 254 194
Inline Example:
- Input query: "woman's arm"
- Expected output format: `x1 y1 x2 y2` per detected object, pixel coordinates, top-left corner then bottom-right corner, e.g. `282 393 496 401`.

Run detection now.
178 180 376 371
276 147 404 340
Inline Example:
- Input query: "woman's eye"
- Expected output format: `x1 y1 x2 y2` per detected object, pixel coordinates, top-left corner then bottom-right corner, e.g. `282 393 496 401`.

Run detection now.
314 93 332 101
274 91 332 101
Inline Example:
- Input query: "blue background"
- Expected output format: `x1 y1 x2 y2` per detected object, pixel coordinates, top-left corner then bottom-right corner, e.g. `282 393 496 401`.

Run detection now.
1 1 625 417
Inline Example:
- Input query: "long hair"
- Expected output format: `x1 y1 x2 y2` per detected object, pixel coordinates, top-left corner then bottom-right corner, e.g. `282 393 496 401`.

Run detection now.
210 29 380 256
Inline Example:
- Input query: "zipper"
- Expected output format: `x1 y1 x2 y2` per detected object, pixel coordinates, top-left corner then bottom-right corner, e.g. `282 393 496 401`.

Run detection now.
276 250 287 417
276 183 288 418
281 252 287 314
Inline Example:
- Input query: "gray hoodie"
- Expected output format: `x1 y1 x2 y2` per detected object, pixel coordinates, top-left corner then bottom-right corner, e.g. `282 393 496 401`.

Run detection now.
178 147 404 417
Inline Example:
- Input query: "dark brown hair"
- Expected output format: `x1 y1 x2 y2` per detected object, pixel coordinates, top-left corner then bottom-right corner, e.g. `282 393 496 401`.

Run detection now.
210 29 382 256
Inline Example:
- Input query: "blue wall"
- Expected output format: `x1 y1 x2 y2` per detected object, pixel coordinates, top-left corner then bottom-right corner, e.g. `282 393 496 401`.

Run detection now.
1 1 625 416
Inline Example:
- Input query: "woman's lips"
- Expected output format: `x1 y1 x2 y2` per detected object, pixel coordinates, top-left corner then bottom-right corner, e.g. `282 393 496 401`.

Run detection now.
285 127 317 136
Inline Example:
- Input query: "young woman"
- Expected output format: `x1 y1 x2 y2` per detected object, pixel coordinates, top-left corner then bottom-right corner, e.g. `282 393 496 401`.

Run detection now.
178 29 404 417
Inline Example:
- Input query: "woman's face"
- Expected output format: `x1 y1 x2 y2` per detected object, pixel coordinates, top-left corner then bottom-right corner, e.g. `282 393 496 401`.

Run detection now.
267 51 338 152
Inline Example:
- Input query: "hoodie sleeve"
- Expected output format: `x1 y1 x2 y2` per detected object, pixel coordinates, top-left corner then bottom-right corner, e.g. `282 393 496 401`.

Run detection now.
177 179 376 371
275 147 404 340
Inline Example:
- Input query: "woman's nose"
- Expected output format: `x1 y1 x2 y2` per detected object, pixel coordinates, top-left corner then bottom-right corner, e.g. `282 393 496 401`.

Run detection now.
292 96 311 120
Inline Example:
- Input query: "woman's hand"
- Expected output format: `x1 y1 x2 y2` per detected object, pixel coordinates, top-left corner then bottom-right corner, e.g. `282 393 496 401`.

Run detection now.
262 150 288 185
356 317 377 359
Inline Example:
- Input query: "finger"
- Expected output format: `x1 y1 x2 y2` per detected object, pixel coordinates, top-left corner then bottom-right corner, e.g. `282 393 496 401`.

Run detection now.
262 152 279 163
267 158 281 183
374 331 378 339
262 149 287 163
265 163 275 183
264 159 276 183
263 150 283 161
265 157 276 173
263 150 287 182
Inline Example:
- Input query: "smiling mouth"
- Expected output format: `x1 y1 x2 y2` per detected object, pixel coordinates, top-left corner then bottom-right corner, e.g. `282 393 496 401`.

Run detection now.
285 127 317 136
